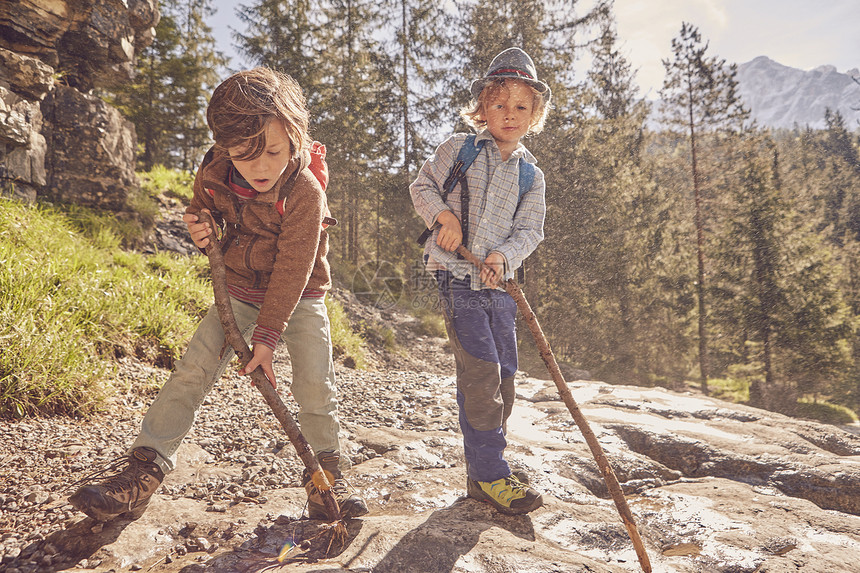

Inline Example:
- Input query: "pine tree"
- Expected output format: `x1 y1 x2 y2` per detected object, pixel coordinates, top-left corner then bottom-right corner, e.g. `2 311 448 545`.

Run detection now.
106 0 226 171
710 132 855 410
659 22 749 394
172 0 228 170
233 0 319 94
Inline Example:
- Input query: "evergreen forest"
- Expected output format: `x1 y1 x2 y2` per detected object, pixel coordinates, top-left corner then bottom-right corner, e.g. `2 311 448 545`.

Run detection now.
108 0 860 420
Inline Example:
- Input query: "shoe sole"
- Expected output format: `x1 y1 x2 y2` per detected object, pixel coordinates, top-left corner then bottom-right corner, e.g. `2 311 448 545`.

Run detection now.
69 491 150 522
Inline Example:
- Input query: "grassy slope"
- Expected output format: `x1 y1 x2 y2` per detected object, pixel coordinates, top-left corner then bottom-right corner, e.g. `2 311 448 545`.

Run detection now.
0 196 212 417
0 187 367 419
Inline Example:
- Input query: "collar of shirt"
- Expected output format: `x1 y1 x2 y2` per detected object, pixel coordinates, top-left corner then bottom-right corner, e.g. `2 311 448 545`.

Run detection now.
474 129 537 164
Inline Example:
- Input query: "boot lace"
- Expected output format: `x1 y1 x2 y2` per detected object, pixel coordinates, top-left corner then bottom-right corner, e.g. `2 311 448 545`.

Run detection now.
68 454 158 500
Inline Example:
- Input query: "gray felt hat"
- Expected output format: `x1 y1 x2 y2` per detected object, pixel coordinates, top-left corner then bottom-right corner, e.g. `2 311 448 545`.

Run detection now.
469 47 551 102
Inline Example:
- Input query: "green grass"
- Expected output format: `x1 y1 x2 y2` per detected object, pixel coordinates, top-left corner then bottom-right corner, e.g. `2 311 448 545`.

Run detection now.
795 398 858 425
708 377 751 403
0 196 212 418
325 296 366 369
139 165 195 203
708 376 859 425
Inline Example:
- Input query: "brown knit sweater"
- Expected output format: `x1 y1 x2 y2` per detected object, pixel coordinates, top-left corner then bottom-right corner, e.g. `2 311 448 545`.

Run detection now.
187 146 332 336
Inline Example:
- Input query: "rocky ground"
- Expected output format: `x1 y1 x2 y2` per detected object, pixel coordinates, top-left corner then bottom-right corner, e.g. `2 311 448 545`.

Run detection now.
3 205 860 572
4 298 860 573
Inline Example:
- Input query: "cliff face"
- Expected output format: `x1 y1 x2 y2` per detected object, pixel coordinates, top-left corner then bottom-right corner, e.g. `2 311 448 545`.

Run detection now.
0 0 158 206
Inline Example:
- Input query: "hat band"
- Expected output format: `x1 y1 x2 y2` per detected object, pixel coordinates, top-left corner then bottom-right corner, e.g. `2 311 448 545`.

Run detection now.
489 68 535 80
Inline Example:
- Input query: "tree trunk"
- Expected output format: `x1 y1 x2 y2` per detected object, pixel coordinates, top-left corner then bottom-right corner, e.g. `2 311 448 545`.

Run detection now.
688 88 709 395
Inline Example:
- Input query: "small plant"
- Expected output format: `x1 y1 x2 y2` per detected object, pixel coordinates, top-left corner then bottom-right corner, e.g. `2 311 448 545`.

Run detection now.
413 305 447 339
708 376 751 403
325 296 366 369
139 165 195 202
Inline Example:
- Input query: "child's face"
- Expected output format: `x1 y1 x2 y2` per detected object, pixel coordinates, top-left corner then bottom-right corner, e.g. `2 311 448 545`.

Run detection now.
228 120 293 193
481 80 535 151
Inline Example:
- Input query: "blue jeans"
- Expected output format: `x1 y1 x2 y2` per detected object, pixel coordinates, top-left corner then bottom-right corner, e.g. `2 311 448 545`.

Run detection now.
132 296 340 474
437 271 517 483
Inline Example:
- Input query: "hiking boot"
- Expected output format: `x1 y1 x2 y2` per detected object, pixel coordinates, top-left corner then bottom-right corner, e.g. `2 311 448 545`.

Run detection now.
467 474 543 515
302 451 368 520
68 447 165 522
512 469 530 485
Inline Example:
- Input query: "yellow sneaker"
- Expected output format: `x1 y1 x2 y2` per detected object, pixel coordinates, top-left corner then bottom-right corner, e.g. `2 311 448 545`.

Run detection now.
467 474 543 515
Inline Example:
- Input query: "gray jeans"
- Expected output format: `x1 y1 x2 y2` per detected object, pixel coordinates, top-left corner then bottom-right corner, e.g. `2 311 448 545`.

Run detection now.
131 296 340 474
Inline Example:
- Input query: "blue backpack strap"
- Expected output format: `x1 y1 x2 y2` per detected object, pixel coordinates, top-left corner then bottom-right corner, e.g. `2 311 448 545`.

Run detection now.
417 134 485 246
515 159 536 283
441 134 482 197
517 158 535 203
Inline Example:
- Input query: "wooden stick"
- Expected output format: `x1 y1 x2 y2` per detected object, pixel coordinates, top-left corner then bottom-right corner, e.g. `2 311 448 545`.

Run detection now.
456 246 652 573
199 211 341 522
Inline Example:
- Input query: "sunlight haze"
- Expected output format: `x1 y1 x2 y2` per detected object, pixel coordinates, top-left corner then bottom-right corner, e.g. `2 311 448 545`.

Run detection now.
210 0 860 99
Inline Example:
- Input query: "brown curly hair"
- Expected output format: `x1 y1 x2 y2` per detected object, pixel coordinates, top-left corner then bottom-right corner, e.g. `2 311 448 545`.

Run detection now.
206 67 311 161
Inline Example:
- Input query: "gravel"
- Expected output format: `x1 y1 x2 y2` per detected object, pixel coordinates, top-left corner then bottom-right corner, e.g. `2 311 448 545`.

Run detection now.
0 288 455 572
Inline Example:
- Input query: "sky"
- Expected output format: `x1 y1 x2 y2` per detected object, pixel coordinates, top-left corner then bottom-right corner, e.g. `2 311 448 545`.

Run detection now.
209 0 860 99
612 0 860 98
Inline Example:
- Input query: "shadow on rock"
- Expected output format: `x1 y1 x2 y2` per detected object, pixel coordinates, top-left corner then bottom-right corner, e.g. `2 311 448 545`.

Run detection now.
43 515 135 571
183 517 364 573
370 498 537 573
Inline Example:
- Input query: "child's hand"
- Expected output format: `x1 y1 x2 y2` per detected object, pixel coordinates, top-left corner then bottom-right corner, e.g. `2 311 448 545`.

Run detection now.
481 252 505 288
184 209 213 248
435 210 463 252
239 344 277 389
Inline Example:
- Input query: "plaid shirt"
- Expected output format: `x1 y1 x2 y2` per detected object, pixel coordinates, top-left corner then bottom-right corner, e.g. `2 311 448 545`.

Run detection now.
410 130 546 290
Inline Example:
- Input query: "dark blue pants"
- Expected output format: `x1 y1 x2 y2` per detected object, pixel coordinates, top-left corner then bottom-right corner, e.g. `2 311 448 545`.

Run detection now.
437 271 517 483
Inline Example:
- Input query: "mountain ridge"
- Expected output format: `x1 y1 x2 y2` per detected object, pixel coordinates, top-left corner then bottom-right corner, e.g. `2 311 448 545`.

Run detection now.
736 55 860 129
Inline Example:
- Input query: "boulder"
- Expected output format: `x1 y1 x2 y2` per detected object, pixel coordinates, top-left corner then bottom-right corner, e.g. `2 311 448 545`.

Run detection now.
42 84 138 211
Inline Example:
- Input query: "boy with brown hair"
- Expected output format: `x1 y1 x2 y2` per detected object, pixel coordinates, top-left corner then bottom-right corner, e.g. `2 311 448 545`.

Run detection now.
410 47 551 515
69 67 367 522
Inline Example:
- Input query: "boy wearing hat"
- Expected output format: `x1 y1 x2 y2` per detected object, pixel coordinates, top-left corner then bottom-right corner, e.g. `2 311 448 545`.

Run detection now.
410 47 551 515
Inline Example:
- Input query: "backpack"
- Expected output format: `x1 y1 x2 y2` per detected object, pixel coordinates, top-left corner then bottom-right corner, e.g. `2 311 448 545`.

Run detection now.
275 141 336 229
416 134 535 247
416 134 535 281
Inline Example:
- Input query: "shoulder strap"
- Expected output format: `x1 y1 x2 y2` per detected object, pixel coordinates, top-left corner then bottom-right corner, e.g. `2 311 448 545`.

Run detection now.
201 146 216 170
440 134 483 201
517 159 535 203
416 135 485 246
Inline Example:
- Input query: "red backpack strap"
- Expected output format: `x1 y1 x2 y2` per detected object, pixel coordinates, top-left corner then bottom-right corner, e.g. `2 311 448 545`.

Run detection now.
277 142 336 231
276 151 311 216
309 141 328 191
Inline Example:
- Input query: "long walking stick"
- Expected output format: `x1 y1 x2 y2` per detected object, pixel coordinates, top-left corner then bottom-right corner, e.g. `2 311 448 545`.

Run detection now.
457 246 652 573
199 211 342 524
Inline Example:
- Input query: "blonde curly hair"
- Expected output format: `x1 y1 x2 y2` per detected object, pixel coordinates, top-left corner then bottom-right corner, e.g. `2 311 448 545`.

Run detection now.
459 78 550 136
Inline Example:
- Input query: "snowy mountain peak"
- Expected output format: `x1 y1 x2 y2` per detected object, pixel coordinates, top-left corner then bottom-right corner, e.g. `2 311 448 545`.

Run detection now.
736 57 860 129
